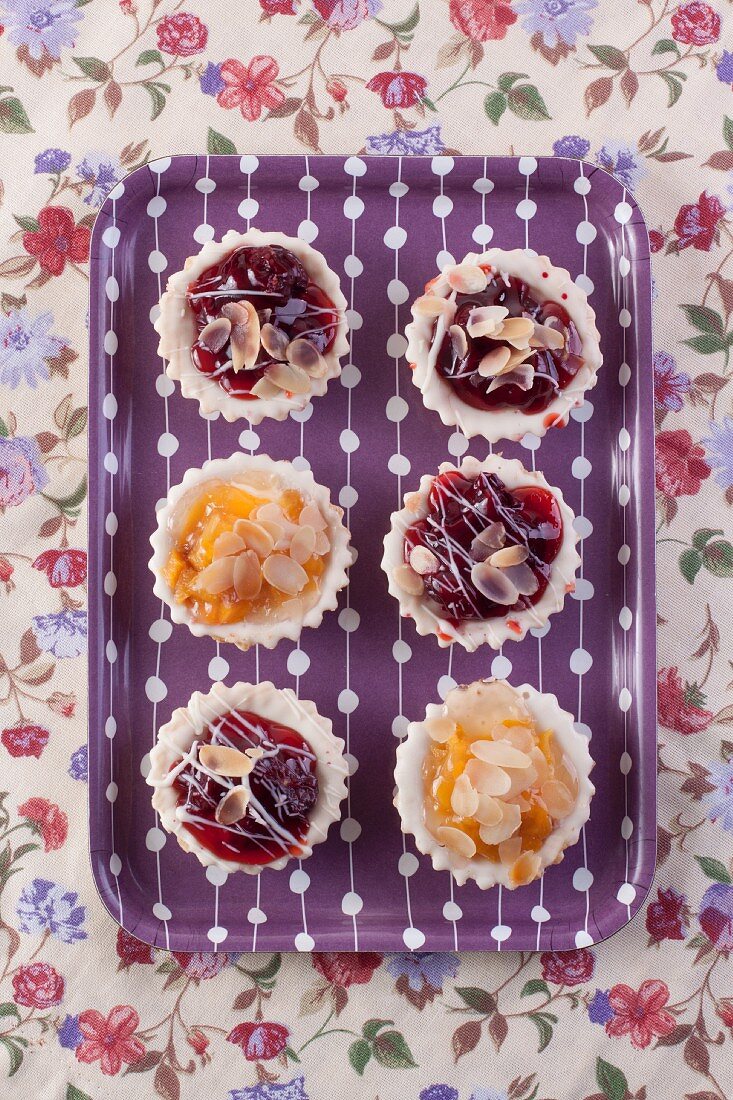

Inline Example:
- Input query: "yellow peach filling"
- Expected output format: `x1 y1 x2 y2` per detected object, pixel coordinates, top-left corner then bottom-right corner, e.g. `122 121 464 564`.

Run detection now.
162 481 330 626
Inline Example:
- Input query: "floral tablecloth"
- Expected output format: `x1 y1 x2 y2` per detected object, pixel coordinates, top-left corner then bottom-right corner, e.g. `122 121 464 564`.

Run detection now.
1 0 732 1097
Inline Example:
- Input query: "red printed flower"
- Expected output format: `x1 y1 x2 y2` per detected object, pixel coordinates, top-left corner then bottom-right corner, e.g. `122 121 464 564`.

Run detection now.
12 962 64 1009
1 723 50 758
326 77 348 102
217 56 285 121
0 556 13 583
18 797 68 851
671 2 721 44
606 979 675 1048
366 70 428 108
540 948 595 986
156 12 208 56
22 207 91 277
657 667 713 734
656 430 711 497
116 927 155 968
32 548 87 588
646 887 687 943
450 0 517 41
648 229 664 253
674 191 725 252
48 691 76 718
227 1020 289 1061
76 1005 145 1075
717 998 733 1031
313 0 378 30
312 952 382 987
260 0 298 12
187 1027 210 1055
172 951 229 980
119 0 136 12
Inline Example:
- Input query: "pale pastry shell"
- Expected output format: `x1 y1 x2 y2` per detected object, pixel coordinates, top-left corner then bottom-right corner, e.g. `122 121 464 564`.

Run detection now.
381 454 580 651
394 680 595 890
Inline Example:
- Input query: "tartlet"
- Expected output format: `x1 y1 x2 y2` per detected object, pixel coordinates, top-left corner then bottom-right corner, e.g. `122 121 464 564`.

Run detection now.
147 680 348 874
405 248 602 443
155 228 349 424
382 454 580 651
149 453 352 650
395 678 595 890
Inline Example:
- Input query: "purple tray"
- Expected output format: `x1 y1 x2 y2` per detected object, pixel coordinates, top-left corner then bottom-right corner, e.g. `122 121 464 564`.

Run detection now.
88 154 655 954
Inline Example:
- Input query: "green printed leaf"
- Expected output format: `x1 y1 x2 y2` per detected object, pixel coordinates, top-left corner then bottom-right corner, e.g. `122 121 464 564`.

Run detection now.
651 38 680 57
596 1056 628 1100
681 304 725 335
66 1088 93 1100
348 1038 371 1076
0 1036 24 1077
679 548 702 585
43 475 87 518
142 83 166 121
207 127 237 155
588 44 628 70
683 333 728 355
528 1012 555 1053
14 214 39 233
498 71 529 92
372 1029 417 1070
376 2 419 40
73 56 111 82
695 855 731 883
244 952 281 984
66 406 87 440
521 979 550 998
455 986 497 1014
693 529 725 549
724 115 733 152
0 1003 20 1023
660 71 684 107
0 417 8 438
703 540 733 578
484 91 507 125
0 95 34 134
507 84 550 122
137 49 164 67
362 1018 393 1041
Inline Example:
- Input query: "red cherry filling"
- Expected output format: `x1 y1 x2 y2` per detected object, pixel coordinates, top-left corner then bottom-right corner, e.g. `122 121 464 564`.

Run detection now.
172 709 318 864
435 274 584 414
187 245 339 400
403 470 563 626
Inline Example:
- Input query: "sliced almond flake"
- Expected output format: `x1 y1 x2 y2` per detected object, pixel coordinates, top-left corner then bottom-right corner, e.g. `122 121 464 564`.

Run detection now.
449 324 468 360
470 561 519 605
506 346 535 370
265 360 311 395
450 773 479 818
446 263 488 295
424 715 456 743
254 502 286 525
530 321 566 350
412 294 455 319
393 562 423 596
223 300 260 372
541 779 575 819
437 825 476 859
487 361 535 396
471 740 532 769
529 745 550 784
497 315 534 348
233 518 275 559
257 519 285 544
502 562 539 597
290 524 316 564
489 544 529 569
199 315 232 354
193 555 235 596
466 304 508 338
287 337 328 378
262 553 308 595
498 726 535 754
470 522 506 561
260 322 290 361
464 758 511 797
498 836 522 866
215 784 251 825
511 850 542 886
504 762 539 800
245 746 265 761
475 793 503 827
212 531 246 559
511 793 531 813
233 549 262 600
477 346 511 378
199 743 255 777
478 802 521 846
409 545 439 575
298 501 327 531
313 529 331 556
251 376 283 401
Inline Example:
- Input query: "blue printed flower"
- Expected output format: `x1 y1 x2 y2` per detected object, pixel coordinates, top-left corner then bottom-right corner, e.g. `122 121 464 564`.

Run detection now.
200 61 225 96
33 610 87 659
17 878 87 943
516 0 597 47
58 1013 83 1049
703 417 733 489
553 134 591 158
587 988 614 1024
76 151 123 207
1 0 83 60
653 350 690 414
717 50 733 85
470 1090 509 1100
595 141 646 192
704 761 733 833
365 124 445 156
68 744 88 781
421 1087 459 1100
0 308 64 390
385 952 459 991
230 1078 309 1100
34 148 71 174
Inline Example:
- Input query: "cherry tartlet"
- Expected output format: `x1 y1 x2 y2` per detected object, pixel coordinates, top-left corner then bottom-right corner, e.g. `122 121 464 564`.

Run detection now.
148 681 347 874
156 229 349 424
382 455 580 651
405 249 602 443
395 679 594 890
149 454 353 650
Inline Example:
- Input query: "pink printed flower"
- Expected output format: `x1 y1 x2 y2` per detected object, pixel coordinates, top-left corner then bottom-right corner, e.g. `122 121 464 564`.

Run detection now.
217 57 285 121
227 1020 289 1061
156 12 208 56
32 548 87 588
76 1005 145 1075
48 691 76 718
22 207 91 277
116 927 155 968
0 557 13 583
646 887 687 943
313 0 381 31
657 667 713 734
187 1027 210 1055
605 980 676 1048
18 797 68 851
540 948 595 986
12 962 64 1009
326 77 348 102
366 70 428 108
648 229 665 253
172 951 229 980
1 723 50 758
260 0 298 12
450 0 517 41
674 191 725 252
655 429 711 497
671 2 721 45
313 952 382 987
